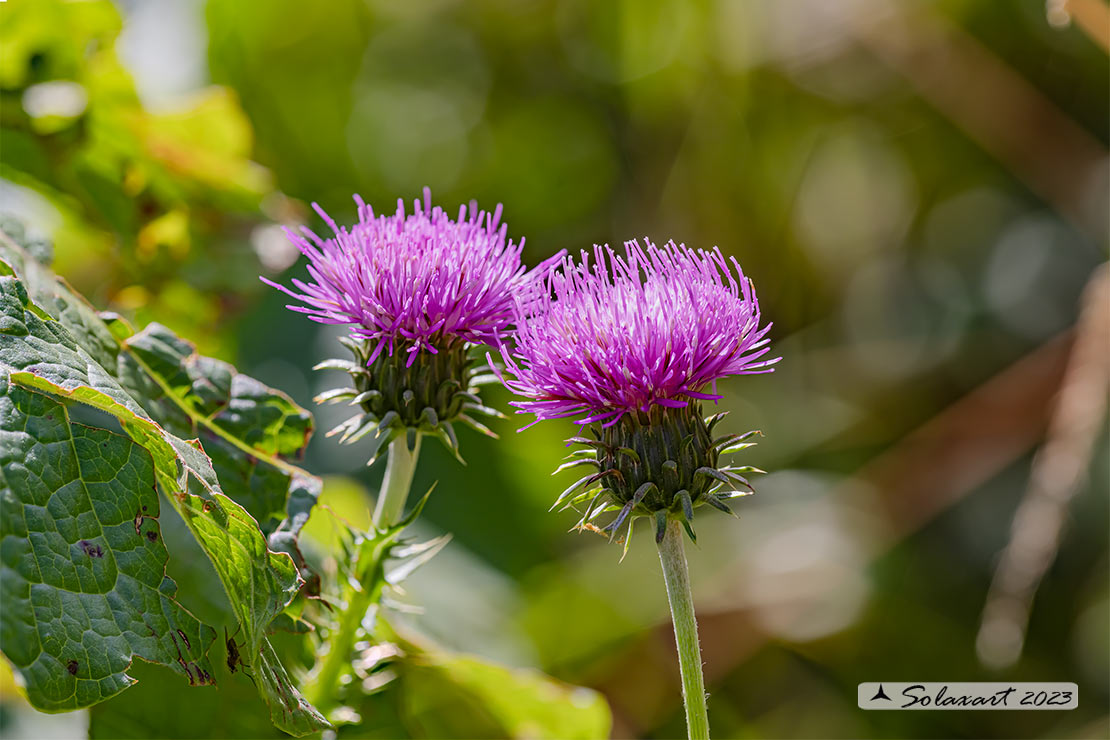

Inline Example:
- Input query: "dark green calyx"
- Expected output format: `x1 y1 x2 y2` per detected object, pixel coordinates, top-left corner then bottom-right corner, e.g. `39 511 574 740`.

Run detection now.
314 336 502 464
552 404 764 550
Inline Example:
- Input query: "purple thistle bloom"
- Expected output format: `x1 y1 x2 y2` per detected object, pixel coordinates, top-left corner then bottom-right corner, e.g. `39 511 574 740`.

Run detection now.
262 188 559 366
496 239 779 429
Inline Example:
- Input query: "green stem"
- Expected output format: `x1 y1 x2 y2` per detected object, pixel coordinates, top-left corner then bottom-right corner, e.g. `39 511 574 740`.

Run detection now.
306 435 421 713
373 436 422 527
305 584 373 711
657 519 711 740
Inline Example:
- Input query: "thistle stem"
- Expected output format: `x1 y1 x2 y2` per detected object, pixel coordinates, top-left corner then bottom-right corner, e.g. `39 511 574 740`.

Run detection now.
306 582 374 712
373 435 422 527
307 435 421 713
657 519 711 740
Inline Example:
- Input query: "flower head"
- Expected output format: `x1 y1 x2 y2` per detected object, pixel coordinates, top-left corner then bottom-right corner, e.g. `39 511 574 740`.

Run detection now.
263 187 555 366
264 188 558 462
495 238 779 546
497 239 778 429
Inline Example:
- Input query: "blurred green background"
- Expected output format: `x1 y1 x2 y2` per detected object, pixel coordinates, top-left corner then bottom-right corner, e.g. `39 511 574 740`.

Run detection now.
1 0 1107 738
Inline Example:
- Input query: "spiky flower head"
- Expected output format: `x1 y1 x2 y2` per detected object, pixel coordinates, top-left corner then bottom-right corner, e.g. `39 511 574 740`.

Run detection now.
495 239 779 546
264 188 557 462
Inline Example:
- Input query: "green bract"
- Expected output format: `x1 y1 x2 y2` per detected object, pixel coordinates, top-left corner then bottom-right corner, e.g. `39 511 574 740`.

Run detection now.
554 404 763 553
315 336 503 464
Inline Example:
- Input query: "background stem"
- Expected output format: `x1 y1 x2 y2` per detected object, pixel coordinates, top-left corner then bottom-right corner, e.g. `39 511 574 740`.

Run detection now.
657 519 711 740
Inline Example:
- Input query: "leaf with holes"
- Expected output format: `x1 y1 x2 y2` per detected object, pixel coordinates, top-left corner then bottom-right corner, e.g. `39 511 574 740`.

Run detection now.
0 237 329 734
0 378 217 710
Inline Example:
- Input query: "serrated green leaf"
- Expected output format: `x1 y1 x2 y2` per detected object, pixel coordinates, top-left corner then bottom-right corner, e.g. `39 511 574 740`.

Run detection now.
124 323 313 458
2 231 317 527
0 242 329 733
3 353 323 733
114 322 314 524
0 379 217 711
0 277 300 655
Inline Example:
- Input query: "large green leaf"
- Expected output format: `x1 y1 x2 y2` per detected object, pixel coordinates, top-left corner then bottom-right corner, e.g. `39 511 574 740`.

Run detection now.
336 633 613 740
398 652 612 740
0 276 299 646
1 229 316 528
86 623 614 740
0 378 217 711
110 319 314 523
0 235 329 734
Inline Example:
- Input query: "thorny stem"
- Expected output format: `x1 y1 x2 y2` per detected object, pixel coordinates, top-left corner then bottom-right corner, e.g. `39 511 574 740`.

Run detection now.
306 436 422 714
306 584 373 713
658 519 711 740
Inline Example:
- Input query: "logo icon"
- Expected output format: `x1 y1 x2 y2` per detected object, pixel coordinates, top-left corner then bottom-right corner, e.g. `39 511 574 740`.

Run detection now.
871 684 892 702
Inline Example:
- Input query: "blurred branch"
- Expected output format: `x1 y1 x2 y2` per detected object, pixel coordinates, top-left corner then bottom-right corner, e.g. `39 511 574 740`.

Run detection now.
977 264 1110 669
863 333 1075 541
851 1 1108 240
1047 0 1110 51
704 328 1073 674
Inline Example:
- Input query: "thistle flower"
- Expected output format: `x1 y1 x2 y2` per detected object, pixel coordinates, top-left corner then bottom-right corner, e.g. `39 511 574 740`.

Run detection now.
264 188 558 463
497 238 779 740
496 239 779 545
